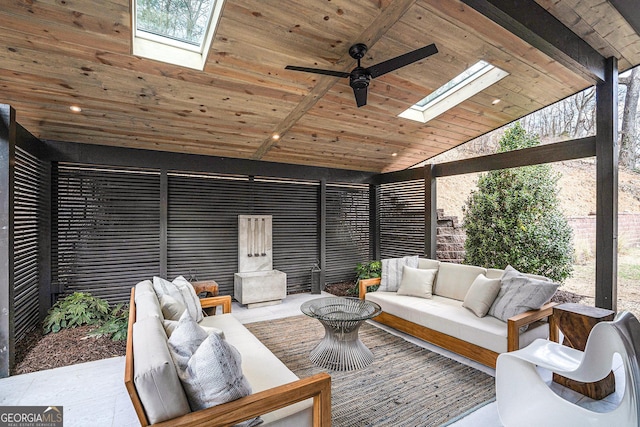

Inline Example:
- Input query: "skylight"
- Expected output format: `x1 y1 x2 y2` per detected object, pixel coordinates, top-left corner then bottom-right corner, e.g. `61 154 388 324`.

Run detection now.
132 0 226 70
399 61 509 123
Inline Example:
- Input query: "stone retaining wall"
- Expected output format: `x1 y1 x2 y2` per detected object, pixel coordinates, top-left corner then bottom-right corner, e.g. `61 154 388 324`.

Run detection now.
434 212 640 266
436 209 466 264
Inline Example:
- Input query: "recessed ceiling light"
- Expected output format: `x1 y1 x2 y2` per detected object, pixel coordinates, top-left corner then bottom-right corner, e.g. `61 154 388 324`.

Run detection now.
492 99 501 105
69 105 82 113
391 152 398 157
271 134 280 140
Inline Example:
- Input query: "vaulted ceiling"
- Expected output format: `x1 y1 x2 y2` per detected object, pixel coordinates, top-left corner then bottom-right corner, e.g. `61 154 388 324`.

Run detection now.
1 0 639 172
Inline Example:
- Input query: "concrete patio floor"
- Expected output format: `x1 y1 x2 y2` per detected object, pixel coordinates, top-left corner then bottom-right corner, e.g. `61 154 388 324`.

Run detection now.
0 292 624 426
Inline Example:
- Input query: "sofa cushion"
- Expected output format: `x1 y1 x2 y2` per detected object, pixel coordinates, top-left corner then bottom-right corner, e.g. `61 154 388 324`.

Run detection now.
434 262 487 301
153 276 203 322
366 291 548 354
488 265 559 323
135 280 163 320
160 294 186 320
418 258 440 270
133 316 191 424
397 266 436 299
463 274 502 317
199 314 313 426
485 268 505 279
380 255 419 292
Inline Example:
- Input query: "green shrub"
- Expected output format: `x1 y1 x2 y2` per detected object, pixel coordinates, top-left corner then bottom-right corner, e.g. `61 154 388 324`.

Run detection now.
354 260 382 294
88 303 129 342
462 123 574 282
43 292 129 341
44 292 111 334
356 260 382 280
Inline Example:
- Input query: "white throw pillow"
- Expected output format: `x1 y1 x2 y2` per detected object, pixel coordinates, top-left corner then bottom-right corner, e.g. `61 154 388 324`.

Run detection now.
159 294 186 320
379 255 419 292
397 266 436 299
163 318 224 339
153 276 203 322
462 274 502 317
172 276 204 322
488 265 559 322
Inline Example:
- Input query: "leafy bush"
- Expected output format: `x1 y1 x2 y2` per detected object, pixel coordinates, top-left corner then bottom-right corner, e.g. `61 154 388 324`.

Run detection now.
462 122 574 282
356 260 382 280
44 292 129 341
88 304 129 342
354 260 382 294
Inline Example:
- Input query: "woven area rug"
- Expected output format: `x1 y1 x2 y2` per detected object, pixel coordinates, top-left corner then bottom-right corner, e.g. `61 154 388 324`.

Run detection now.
245 315 495 427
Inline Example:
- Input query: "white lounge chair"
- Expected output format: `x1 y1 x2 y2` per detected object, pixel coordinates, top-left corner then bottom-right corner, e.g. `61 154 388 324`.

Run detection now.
496 311 640 427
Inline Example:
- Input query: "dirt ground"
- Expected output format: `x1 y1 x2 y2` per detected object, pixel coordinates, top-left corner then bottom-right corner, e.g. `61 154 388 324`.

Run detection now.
12 325 125 375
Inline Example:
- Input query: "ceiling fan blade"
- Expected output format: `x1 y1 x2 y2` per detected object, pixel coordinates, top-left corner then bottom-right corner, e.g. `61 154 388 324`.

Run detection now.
285 65 351 78
353 86 368 107
367 43 438 79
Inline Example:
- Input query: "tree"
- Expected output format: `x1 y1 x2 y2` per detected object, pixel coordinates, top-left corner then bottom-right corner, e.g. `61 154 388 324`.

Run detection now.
619 67 640 169
462 123 574 282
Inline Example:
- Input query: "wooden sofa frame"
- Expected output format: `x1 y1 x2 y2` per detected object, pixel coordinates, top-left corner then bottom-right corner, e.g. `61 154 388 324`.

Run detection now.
125 288 332 427
359 277 557 369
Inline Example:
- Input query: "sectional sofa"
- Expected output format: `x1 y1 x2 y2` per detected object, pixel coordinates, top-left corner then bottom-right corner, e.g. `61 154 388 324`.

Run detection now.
359 258 558 368
124 278 331 426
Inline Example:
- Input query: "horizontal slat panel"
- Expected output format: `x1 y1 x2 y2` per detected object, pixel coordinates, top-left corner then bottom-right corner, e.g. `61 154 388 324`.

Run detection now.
52 164 161 304
13 147 49 341
380 180 425 259
325 184 370 284
167 174 319 295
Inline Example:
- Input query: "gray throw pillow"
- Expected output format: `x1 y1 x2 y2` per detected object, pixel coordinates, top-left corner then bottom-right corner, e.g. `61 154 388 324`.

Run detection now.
153 276 204 322
379 255 419 292
488 265 559 322
167 312 260 427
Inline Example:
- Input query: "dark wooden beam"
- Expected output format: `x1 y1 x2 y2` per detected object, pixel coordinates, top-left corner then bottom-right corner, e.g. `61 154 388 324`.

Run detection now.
159 169 168 278
40 140 376 184
595 57 618 311
376 137 596 184
610 0 640 36
0 104 16 378
424 165 437 259
461 0 606 83
318 180 327 291
434 137 596 177
369 184 381 261
374 166 424 184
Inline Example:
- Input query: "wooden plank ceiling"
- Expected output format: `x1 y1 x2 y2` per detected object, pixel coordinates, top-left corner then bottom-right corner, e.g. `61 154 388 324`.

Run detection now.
0 0 639 172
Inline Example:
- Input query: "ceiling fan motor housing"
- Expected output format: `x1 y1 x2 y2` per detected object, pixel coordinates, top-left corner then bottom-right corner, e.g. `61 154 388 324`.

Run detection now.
350 67 370 89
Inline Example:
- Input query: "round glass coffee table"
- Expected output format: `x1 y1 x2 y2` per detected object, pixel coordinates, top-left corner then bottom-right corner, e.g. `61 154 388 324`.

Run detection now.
300 297 381 371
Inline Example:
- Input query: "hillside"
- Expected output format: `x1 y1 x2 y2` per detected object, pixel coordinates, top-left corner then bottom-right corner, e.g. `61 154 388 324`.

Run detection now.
437 159 640 221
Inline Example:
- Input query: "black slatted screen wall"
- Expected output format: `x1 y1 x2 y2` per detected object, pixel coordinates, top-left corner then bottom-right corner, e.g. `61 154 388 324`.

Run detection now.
52 164 161 304
167 174 318 294
325 184 370 283
14 147 49 341
379 179 425 259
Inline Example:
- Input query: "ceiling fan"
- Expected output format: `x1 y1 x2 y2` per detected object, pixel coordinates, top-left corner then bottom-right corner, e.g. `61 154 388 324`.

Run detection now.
285 43 438 107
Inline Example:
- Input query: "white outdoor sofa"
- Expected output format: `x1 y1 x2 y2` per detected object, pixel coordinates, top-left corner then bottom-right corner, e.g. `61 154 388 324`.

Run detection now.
125 279 331 426
360 259 557 368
